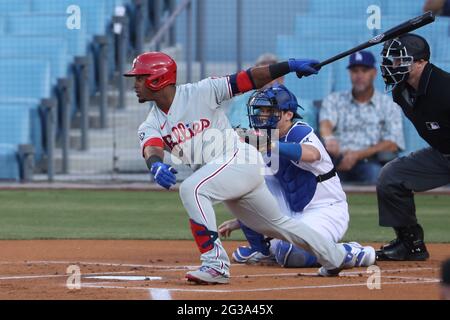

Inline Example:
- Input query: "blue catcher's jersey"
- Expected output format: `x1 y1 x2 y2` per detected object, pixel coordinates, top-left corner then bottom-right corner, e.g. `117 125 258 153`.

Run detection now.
268 122 346 213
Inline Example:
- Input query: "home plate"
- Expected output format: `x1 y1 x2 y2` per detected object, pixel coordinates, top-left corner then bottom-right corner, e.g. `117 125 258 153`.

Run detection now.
84 275 163 281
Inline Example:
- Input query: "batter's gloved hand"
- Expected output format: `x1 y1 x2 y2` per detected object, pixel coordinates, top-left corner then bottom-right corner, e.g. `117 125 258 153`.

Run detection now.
288 58 321 78
150 162 178 190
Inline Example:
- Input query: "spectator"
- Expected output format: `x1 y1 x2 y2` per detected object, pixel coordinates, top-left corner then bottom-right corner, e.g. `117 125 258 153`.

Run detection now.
225 53 284 128
319 51 405 185
423 0 450 16
441 259 450 300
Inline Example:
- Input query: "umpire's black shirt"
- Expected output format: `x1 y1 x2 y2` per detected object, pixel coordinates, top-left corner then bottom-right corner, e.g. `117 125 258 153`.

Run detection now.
392 63 450 155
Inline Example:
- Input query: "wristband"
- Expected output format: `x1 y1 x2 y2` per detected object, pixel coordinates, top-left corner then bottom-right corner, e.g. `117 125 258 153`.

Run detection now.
145 155 163 171
269 61 290 80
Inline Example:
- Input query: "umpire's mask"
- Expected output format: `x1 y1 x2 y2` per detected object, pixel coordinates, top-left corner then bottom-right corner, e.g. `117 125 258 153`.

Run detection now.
380 33 430 92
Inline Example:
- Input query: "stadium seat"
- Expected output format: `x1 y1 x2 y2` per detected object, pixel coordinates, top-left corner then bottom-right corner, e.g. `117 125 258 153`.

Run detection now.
0 16 4 35
0 36 68 86
296 98 319 132
0 58 52 161
6 13 87 61
30 0 107 41
0 101 43 163
0 0 32 13
284 67 333 102
0 105 32 181
276 35 355 98
436 61 450 72
294 16 373 42
0 58 52 100
385 0 423 17
305 0 387 18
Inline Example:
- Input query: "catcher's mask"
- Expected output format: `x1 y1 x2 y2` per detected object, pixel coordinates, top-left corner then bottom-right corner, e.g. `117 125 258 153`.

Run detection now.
380 33 430 92
247 84 302 129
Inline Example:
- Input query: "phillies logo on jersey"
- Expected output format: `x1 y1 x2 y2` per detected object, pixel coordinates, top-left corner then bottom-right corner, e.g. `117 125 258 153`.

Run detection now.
162 118 211 149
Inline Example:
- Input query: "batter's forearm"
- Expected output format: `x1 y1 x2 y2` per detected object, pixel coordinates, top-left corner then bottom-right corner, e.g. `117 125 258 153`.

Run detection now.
143 146 165 170
250 62 290 89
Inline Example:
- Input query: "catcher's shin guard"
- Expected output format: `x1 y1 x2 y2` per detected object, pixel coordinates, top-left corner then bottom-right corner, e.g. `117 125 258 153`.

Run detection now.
189 219 219 253
239 221 271 255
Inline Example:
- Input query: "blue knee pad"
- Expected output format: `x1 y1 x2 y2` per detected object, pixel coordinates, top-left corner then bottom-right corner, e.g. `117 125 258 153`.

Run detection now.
275 241 318 268
239 221 270 255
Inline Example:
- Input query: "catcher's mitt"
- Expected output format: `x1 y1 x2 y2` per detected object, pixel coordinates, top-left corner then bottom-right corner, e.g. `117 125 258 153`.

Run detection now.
235 127 272 153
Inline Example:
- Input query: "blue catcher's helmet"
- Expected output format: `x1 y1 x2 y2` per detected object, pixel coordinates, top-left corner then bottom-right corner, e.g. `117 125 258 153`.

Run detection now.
247 84 302 129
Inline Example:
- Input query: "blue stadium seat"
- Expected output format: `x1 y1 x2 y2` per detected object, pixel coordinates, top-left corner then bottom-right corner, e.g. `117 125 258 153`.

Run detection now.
277 35 355 98
0 36 68 86
0 101 43 162
297 98 318 132
0 106 32 181
30 0 107 41
305 0 387 17
0 58 52 161
6 13 87 61
0 16 4 35
284 67 333 102
0 58 52 100
385 0 423 17
435 61 450 72
294 16 373 41
276 35 355 61
0 0 31 13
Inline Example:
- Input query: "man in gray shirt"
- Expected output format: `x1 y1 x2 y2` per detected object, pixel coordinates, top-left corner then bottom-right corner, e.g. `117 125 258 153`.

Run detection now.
319 51 405 184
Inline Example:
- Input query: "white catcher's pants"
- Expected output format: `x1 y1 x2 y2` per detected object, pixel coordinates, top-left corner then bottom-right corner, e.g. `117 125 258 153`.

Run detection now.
265 174 349 244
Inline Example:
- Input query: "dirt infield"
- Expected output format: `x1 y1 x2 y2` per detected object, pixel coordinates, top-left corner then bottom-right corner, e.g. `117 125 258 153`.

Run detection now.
0 240 447 300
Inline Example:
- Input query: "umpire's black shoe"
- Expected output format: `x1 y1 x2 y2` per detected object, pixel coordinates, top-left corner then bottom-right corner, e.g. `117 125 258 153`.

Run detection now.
376 224 430 261
376 238 429 261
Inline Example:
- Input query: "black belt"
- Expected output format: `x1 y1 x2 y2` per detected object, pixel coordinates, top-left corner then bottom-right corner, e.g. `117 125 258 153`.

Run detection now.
316 168 336 183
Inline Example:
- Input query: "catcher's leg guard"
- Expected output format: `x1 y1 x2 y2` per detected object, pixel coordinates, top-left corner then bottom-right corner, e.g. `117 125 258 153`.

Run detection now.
239 221 270 255
275 240 318 267
190 219 219 254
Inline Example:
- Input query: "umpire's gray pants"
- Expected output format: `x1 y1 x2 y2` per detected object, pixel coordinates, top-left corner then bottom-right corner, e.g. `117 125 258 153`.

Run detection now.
377 147 450 227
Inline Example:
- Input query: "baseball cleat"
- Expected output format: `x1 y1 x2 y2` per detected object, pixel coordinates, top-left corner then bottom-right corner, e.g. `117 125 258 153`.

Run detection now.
185 266 229 285
345 242 376 267
376 238 429 261
318 242 376 277
232 246 275 264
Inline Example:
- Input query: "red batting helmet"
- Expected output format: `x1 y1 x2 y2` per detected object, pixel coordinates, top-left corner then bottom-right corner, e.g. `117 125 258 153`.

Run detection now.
124 52 177 91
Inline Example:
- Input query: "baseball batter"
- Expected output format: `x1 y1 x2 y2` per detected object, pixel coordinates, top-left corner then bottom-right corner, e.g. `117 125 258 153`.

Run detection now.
124 52 370 284
219 85 375 269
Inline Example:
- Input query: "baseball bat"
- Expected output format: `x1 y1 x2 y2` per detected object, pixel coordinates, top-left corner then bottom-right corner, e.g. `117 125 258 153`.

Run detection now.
309 11 435 71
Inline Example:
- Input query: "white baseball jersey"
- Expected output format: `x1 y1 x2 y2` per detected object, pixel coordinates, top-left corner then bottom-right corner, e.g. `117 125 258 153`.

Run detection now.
138 77 242 168
265 122 347 212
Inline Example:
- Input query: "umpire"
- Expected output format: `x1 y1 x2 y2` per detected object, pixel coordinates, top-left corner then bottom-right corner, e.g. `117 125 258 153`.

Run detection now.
376 33 450 261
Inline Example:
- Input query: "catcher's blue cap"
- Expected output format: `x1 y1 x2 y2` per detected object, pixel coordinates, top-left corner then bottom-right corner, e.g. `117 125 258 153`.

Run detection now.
347 51 376 69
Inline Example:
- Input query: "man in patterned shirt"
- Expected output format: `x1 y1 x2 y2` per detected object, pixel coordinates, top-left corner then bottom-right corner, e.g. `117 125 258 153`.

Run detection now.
319 51 405 184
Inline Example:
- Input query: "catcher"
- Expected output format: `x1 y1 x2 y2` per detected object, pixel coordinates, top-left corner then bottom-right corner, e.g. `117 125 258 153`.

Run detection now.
221 84 376 268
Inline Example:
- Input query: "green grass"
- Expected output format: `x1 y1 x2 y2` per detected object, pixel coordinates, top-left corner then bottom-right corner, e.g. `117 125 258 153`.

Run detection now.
0 190 449 242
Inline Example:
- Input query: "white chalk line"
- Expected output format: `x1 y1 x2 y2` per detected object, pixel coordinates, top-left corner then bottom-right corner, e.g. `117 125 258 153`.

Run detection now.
149 288 172 300
4 261 438 276
232 267 438 278
17 260 244 271
0 271 136 281
81 279 440 294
